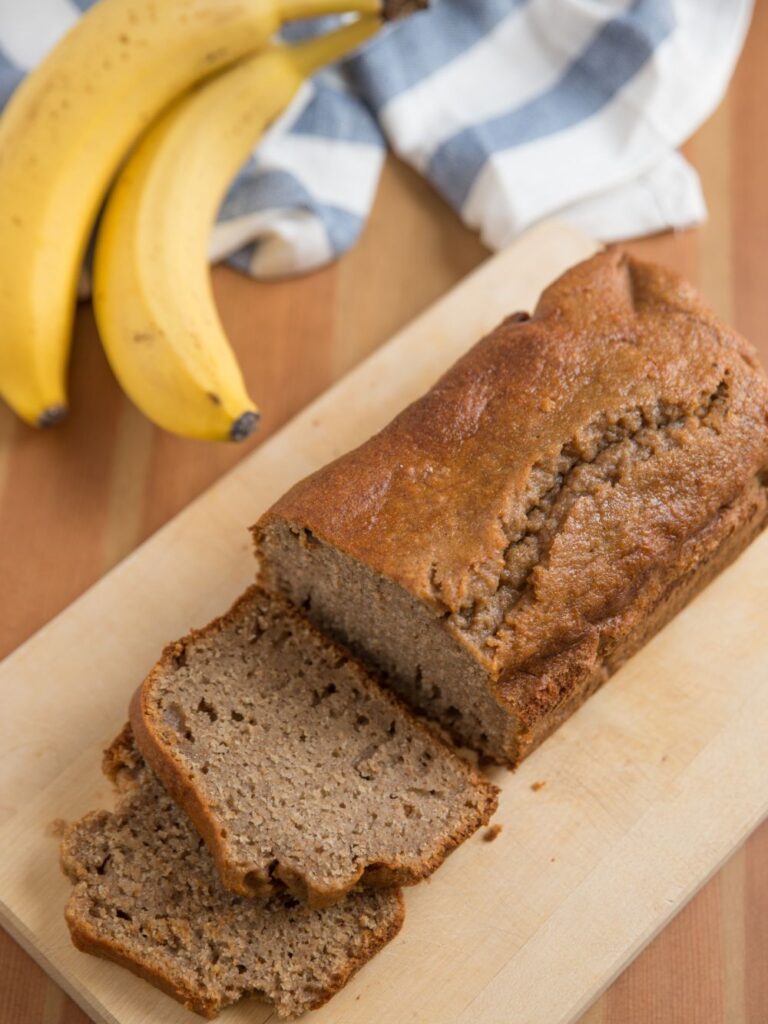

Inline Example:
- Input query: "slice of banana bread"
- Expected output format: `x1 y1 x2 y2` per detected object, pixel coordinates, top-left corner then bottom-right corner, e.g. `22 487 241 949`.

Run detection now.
253 250 768 766
130 587 497 907
61 728 404 1020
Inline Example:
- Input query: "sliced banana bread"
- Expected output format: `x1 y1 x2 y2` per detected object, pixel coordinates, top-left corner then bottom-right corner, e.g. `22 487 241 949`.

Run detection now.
130 587 498 907
253 250 768 765
61 728 404 1020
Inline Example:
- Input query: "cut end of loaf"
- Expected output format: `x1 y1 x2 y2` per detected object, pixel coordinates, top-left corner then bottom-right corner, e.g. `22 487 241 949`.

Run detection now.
131 586 498 907
254 519 521 763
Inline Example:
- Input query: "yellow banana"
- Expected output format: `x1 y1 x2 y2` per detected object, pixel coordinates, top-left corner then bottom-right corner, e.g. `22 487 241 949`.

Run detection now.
0 0 384 428
92 18 380 442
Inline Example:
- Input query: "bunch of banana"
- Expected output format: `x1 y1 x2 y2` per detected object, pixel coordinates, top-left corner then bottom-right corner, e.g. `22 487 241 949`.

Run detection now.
93 19 380 441
0 0 413 439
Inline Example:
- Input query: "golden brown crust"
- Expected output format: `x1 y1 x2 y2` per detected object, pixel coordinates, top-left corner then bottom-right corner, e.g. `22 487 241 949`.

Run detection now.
258 250 768 631
501 475 768 761
254 250 768 764
130 586 498 907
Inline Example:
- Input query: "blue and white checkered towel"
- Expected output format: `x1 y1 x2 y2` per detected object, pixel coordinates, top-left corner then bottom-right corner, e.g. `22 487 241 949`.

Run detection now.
0 0 753 278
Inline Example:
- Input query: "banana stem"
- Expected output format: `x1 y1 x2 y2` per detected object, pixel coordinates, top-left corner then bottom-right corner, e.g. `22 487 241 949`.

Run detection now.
287 15 382 76
279 0 427 22
279 0 379 20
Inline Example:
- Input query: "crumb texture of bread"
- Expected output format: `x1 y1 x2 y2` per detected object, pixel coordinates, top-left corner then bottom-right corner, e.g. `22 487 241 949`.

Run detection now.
131 588 497 906
254 250 768 765
61 735 404 1020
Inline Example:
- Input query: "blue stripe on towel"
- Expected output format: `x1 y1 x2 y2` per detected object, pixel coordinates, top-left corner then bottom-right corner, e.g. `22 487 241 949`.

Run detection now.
220 168 364 254
290 81 383 145
429 0 676 210
0 0 738 278
0 48 23 106
345 0 527 109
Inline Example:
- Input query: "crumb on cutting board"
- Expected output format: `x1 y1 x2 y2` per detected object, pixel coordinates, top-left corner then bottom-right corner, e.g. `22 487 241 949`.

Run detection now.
530 780 546 792
46 818 68 837
483 824 503 842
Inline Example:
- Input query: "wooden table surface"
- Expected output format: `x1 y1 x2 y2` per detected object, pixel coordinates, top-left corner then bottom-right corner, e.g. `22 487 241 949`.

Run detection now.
2 7 767 1023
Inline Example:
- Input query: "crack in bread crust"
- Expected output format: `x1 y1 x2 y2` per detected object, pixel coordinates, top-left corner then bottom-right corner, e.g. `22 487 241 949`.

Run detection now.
495 471 768 760
452 383 730 655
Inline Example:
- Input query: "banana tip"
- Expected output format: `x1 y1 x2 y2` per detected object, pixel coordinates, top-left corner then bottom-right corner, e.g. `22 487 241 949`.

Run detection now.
37 404 68 429
230 411 260 443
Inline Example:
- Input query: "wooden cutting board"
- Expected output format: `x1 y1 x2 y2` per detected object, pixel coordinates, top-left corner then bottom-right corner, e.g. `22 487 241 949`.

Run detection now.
1 220 767 1024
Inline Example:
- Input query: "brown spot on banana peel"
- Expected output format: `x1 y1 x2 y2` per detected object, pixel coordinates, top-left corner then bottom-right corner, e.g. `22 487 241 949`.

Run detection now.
204 46 232 66
206 391 222 406
132 331 154 343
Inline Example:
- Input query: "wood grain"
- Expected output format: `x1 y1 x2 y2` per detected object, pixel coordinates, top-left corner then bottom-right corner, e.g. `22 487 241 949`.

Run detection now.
1 4 767 1020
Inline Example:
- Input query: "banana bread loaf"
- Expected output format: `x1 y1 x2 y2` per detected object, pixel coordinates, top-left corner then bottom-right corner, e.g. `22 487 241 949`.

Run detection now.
254 250 768 765
130 586 497 906
61 727 404 1019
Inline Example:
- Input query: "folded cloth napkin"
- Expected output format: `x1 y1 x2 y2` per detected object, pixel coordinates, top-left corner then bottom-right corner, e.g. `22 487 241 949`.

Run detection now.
0 0 753 279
